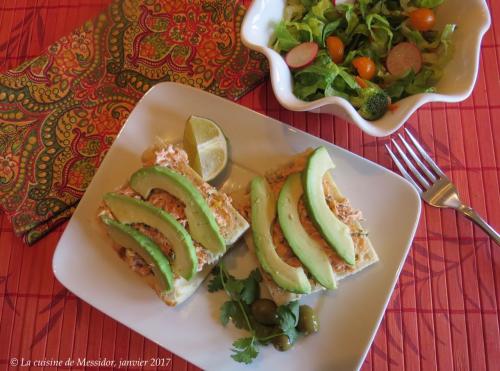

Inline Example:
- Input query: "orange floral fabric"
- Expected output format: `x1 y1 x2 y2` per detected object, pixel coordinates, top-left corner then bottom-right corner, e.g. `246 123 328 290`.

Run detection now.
0 0 268 244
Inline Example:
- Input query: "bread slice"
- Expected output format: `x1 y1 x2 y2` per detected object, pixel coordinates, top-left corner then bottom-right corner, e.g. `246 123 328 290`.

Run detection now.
240 149 378 305
99 142 249 306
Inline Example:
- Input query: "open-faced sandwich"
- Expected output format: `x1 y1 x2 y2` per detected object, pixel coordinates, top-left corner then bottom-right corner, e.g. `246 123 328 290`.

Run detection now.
240 146 378 305
97 141 248 306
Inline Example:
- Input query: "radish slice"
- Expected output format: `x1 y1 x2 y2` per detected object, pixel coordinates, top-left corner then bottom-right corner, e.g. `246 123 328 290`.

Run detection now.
285 42 319 69
386 42 422 77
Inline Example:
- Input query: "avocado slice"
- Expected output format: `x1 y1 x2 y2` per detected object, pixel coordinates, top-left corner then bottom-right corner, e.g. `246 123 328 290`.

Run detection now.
251 176 311 294
103 193 197 280
130 166 225 254
100 215 174 293
277 173 337 289
303 147 355 265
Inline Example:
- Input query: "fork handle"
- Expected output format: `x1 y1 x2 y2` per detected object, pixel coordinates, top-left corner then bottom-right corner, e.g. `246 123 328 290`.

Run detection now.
457 205 500 245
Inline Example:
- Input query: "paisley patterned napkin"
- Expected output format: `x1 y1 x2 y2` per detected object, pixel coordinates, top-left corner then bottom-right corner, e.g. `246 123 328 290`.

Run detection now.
0 0 267 244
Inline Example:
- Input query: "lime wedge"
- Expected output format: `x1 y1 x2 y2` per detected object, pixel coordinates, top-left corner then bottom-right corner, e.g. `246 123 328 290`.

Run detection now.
183 116 228 181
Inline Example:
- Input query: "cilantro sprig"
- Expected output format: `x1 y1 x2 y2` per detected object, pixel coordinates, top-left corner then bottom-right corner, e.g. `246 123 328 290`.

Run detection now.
208 263 302 364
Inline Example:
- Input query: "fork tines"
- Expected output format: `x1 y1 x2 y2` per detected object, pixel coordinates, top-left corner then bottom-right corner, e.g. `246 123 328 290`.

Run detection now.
385 129 446 194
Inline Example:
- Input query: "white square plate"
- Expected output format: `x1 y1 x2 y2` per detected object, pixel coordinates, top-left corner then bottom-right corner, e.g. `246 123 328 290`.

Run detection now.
53 82 421 371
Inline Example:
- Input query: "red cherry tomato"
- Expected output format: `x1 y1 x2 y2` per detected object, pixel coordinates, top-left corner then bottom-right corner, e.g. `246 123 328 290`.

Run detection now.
352 57 377 80
409 8 436 32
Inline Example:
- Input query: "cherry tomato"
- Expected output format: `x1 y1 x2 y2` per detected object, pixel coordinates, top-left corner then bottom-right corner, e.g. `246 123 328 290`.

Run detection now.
326 36 344 64
352 57 376 80
355 76 368 89
388 103 399 112
409 8 436 32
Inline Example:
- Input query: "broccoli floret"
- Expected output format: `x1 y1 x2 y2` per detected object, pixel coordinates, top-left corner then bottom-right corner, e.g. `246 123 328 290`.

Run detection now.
350 87 389 121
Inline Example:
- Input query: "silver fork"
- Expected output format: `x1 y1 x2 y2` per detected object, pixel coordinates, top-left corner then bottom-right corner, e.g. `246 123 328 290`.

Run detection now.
386 128 499 245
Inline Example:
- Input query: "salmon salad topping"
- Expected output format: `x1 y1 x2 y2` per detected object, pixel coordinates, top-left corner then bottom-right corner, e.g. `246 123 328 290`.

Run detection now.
150 145 235 235
239 152 367 277
101 145 239 277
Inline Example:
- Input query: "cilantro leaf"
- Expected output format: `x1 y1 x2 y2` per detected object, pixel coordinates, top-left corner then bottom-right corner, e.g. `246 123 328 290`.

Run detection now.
231 302 251 330
277 301 300 329
231 337 259 364
225 278 245 297
207 271 224 292
277 301 301 344
221 268 262 304
220 300 251 330
240 269 262 305
232 337 254 349
220 300 237 326
239 281 258 304
282 326 299 344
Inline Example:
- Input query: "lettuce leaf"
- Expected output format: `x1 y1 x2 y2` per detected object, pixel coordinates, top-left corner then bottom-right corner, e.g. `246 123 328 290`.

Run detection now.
334 3 360 43
322 19 343 45
405 67 438 95
359 0 374 19
401 21 454 49
293 51 358 101
366 14 393 57
384 70 416 99
273 21 313 52
300 0 315 7
435 24 456 67
310 0 335 21
413 0 444 8
283 4 306 22
384 68 437 100
399 0 412 10
303 14 325 44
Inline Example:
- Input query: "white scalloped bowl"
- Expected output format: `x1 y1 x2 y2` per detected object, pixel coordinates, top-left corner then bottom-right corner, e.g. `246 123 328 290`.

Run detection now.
241 0 491 137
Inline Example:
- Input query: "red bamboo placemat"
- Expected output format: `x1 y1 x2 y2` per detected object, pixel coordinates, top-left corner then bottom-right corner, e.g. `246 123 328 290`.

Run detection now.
1 1 499 370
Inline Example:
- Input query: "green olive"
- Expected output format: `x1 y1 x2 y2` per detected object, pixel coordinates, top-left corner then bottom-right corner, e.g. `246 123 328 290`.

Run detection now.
251 298 279 325
272 334 293 352
297 305 319 335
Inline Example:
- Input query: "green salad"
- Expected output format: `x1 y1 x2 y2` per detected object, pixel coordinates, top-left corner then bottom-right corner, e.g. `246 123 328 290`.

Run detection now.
273 0 456 120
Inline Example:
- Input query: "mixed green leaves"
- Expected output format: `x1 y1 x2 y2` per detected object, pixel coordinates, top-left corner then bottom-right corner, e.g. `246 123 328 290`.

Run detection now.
208 264 304 364
293 51 358 100
273 0 456 117
413 0 444 8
